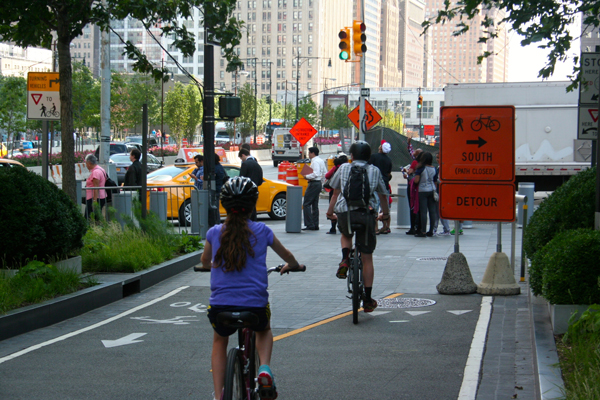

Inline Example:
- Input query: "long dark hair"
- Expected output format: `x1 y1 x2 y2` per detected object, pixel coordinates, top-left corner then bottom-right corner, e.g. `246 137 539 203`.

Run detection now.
213 211 255 272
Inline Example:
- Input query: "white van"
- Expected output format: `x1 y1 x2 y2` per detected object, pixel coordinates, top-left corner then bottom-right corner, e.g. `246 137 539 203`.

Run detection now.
271 128 302 167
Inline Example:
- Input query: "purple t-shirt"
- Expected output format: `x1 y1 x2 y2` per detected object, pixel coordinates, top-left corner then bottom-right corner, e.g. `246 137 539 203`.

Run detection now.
207 221 274 307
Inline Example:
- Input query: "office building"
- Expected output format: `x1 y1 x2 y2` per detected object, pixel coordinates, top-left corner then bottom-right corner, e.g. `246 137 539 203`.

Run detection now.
0 43 52 77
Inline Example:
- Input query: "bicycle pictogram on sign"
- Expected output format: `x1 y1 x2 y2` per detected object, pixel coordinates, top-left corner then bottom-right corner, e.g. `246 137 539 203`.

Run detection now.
470 114 501 131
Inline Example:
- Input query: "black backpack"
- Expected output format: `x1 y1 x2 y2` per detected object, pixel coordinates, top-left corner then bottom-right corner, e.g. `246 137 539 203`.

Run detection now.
343 164 370 208
103 171 120 202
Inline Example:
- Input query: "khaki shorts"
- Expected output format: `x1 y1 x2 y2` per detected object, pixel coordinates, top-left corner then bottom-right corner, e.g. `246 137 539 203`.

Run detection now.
337 210 377 254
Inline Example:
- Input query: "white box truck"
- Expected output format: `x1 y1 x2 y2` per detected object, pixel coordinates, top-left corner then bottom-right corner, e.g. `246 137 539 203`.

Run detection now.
444 81 591 190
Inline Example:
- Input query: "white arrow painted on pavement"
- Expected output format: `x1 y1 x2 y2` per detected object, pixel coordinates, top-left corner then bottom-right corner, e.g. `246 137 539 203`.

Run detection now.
389 320 410 323
405 311 431 316
448 310 473 315
102 333 147 348
368 311 391 316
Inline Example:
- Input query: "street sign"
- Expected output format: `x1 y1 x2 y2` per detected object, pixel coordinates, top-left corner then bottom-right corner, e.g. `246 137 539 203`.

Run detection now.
579 53 600 106
347 100 382 131
424 125 435 136
440 182 516 222
440 106 515 182
578 106 599 140
361 87 370 97
27 72 60 120
290 118 318 146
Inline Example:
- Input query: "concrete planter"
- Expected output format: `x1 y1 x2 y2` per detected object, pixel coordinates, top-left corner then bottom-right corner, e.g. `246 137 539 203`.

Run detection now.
548 303 590 335
53 255 82 275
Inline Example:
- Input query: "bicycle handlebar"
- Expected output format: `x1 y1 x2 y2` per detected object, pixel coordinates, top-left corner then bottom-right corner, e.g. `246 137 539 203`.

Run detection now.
268 264 307 274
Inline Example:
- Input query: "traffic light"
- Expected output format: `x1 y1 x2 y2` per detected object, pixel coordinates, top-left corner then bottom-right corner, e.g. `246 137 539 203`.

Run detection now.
338 29 351 61
417 95 423 109
352 20 367 56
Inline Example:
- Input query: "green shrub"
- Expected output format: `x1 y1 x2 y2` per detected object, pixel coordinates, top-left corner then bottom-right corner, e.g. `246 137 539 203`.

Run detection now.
523 167 596 259
563 304 600 344
0 167 87 267
529 228 600 304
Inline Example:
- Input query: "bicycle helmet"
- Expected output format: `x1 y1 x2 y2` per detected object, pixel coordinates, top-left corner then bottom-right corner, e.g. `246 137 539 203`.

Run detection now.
220 176 259 213
349 140 371 162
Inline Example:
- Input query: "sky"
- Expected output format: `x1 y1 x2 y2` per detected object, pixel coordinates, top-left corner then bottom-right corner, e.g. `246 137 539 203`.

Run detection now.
507 14 582 82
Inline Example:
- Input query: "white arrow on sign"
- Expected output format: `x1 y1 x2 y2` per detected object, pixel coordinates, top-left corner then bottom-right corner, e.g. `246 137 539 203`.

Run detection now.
102 333 147 348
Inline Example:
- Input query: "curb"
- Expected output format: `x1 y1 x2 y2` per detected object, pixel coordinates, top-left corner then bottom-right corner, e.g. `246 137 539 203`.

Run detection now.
0 250 201 342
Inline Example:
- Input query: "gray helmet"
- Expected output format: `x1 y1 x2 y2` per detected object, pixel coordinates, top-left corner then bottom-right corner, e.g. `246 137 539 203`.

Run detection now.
349 140 371 161
220 176 259 213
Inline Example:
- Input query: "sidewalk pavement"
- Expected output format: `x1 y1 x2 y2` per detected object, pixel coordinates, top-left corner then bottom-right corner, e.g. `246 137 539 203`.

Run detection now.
266 198 564 400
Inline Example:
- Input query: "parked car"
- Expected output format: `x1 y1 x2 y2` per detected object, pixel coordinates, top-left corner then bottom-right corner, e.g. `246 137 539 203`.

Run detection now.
126 135 158 147
109 153 164 184
0 158 25 168
146 164 290 225
94 142 138 159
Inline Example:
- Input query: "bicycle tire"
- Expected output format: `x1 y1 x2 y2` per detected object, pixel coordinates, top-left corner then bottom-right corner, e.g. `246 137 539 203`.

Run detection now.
471 120 482 131
489 119 500 131
247 331 260 394
223 348 244 400
352 256 361 324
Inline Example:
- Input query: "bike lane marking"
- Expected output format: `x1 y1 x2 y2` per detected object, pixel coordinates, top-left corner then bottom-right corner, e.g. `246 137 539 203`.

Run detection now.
458 296 492 400
0 286 190 365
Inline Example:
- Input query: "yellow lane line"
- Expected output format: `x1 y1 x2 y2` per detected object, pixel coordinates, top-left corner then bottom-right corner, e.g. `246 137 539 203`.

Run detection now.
274 293 403 342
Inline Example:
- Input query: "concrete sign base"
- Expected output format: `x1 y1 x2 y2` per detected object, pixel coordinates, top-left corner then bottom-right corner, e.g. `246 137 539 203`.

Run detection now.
436 252 478 294
477 252 521 295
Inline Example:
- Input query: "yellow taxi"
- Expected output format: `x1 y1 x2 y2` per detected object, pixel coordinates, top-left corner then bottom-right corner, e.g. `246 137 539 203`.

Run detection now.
0 158 25 169
146 163 290 225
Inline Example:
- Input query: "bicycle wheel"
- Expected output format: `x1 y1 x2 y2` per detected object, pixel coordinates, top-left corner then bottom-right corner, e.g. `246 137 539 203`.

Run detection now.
223 348 244 400
489 119 500 131
352 256 361 324
471 120 482 131
247 331 260 393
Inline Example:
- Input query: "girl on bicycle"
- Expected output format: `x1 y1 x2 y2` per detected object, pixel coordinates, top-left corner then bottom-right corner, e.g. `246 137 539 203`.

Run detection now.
201 176 303 400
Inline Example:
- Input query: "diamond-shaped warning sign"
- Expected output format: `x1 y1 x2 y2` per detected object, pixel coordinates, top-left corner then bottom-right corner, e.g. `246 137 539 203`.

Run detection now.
347 100 382 131
290 118 317 146
31 94 42 105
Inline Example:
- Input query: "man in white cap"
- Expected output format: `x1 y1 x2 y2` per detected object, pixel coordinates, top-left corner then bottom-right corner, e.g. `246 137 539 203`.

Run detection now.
369 140 393 234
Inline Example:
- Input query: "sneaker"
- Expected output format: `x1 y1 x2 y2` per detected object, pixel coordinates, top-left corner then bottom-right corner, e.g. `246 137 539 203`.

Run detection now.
450 229 464 235
257 365 278 400
363 298 378 313
437 231 451 236
336 259 349 279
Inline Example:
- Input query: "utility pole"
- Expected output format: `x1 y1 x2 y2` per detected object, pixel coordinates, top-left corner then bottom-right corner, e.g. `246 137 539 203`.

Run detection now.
99 0 111 165
418 87 423 142
203 26 217 227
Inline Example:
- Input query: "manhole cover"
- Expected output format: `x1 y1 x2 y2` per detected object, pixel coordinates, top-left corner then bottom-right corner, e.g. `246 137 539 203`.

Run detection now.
416 257 448 261
377 298 437 309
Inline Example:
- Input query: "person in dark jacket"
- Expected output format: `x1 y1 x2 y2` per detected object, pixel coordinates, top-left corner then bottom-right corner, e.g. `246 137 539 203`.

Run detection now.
239 148 263 220
124 148 143 197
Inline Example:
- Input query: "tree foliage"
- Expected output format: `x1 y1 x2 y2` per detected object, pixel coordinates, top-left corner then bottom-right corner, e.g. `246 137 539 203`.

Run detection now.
164 82 202 146
237 83 256 140
71 62 101 135
0 0 243 203
0 76 27 145
422 0 594 88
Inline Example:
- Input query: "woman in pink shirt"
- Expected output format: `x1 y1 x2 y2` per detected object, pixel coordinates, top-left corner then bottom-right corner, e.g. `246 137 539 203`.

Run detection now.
85 154 107 220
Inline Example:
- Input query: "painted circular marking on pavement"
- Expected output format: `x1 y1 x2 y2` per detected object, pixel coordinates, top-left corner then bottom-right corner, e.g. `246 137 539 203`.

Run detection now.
416 257 448 261
377 298 437 309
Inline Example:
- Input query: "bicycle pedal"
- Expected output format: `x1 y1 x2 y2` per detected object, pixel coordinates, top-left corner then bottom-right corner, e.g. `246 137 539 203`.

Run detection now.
258 386 277 399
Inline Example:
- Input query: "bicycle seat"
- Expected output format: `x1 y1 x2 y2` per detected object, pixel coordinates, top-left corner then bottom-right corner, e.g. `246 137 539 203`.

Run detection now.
216 311 260 329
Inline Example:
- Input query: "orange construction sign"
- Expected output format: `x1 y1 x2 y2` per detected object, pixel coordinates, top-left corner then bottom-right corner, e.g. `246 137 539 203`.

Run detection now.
290 118 318 146
440 106 515 182
439 182 516 222
347 100 382 131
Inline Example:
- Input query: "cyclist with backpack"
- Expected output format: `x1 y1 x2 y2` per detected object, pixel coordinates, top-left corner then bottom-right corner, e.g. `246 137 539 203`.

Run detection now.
200 176 303 400
325 141 390 313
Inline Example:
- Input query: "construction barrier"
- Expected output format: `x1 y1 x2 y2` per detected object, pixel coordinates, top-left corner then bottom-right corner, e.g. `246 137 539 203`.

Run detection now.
327 156 335 170
286 166 299 186
278 161 290 181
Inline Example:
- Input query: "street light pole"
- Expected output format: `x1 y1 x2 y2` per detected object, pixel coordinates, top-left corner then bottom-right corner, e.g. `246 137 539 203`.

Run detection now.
253 63 257 144
295 54 331 123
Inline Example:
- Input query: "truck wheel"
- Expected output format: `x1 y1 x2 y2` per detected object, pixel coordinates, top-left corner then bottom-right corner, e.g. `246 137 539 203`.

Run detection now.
273 160 279 167
268 193 286 220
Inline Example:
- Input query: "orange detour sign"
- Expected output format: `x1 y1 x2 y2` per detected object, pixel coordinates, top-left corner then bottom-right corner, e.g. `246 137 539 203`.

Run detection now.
347 100 382 131
440 183 515 222
440 106 515 182
290 118 318 146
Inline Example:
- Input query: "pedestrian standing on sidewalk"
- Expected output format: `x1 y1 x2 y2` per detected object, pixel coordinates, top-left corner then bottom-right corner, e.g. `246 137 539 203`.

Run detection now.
324 154 348 234
369 140 393 234
405 138 423 235
301 146 327 231
433 152 451 235
413 152 437 237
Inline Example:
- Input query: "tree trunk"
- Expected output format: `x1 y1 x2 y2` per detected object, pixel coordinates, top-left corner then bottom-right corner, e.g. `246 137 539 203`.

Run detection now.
57 37 76 203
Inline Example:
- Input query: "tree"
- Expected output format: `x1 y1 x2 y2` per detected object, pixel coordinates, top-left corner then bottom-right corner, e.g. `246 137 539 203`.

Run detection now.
320 104 336 131
333 104 351 130
237 83 255 141
164 82 189 146
125 73 161 135
0 76 27 153
297 97 319 126
110 73 130 140
183 83 203 144
71 61 100 138
422 0 594 87
0 1 243 203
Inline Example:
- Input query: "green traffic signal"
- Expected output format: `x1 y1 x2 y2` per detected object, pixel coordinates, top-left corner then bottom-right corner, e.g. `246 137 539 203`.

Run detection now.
339 51 350 60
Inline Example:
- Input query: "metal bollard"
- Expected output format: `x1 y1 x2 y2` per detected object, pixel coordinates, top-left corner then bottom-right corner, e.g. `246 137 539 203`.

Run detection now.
517 182 535 227
150 191 168 221
112 192 133 229
397 183 411 228
286 186 303 233
76 180 83 210
191 189 209 238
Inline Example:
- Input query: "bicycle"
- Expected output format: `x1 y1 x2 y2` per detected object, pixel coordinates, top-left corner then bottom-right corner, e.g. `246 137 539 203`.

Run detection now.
470 114 500 131
347 223 365 325
217 264 306 400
